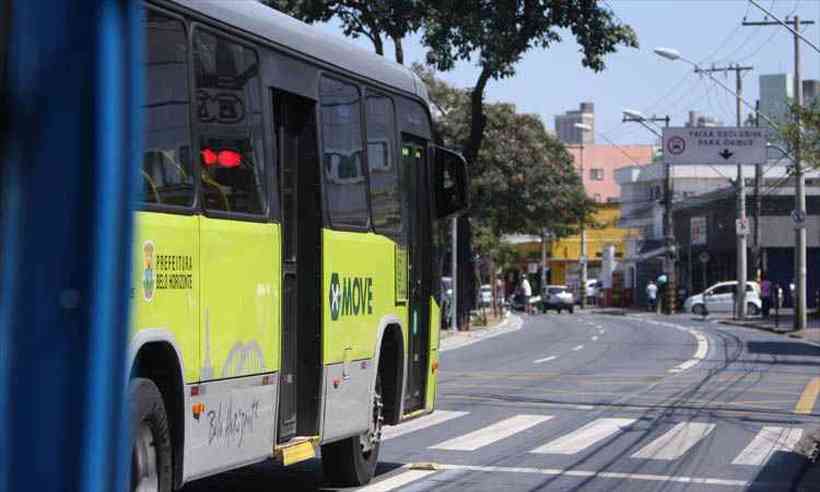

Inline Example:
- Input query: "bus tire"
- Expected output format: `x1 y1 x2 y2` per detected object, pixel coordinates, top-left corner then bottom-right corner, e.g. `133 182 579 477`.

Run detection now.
322 374 382 486
129 377 173 492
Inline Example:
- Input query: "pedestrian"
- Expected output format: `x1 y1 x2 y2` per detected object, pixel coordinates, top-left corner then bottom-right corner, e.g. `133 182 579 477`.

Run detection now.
520 274 532 315
646 280 658 313
760 272 772 318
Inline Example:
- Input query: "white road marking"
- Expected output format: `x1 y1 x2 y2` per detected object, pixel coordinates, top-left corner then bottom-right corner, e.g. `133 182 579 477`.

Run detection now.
631 422 715 460
668 328 709 374
600 329 606 334
358 469 438 491
572 345 584 351
431 415 552 451
591 336 599 341
533 356 557 364
382 410 469 440
530 418 636 455
732 427 803 465
433 464 746 487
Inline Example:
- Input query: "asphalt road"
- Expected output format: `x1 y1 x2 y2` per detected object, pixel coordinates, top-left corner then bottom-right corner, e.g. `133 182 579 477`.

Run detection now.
185 312 820 491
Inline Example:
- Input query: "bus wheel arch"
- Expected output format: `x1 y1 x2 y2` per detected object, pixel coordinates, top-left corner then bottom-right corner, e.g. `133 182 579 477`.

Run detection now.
376 323 404 426
130 341 185 490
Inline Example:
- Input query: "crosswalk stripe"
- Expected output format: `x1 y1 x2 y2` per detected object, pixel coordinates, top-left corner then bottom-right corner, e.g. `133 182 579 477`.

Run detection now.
631 422 715 460
533 356 557 364
430 415 552 451
530 418 636 455
382 410 469 441
357 469 438 492
732 426 803 465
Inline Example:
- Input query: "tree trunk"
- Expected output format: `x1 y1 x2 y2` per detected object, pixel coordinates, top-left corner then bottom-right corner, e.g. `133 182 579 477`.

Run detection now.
392 35 404 64
371 33 384 56
464 67 492 165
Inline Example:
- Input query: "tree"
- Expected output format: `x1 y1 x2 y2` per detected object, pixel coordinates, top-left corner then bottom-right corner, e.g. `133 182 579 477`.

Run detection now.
415 64 595 240
263 0 424 64
781 100 820 172
422 0 638 164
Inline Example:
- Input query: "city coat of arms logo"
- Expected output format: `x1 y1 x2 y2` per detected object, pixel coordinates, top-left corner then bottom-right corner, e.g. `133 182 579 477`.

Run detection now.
143 241 156 302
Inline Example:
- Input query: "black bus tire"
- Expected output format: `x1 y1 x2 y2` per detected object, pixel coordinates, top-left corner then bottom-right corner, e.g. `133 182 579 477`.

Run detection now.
322 375 382 486
129 377 173 492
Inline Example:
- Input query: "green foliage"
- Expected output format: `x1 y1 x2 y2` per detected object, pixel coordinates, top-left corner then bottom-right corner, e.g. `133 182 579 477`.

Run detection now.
263 0 424 63
421 0 638 163
781 101 820 172
415 65 595 266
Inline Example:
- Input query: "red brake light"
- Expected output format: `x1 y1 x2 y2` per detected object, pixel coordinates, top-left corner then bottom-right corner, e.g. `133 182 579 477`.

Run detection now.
217 150 241 168
201 148 217 167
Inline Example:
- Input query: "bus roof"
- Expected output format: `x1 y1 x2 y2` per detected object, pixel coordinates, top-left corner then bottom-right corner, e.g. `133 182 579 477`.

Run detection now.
171 0 429 102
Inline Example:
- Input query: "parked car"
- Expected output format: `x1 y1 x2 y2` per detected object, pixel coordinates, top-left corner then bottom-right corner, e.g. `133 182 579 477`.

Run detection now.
479 284 493 307
541 285 574 313
683 281 762 316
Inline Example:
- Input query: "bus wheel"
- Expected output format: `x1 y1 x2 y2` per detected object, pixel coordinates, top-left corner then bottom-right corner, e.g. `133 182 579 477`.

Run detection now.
129 378 173 492
322 375 383 486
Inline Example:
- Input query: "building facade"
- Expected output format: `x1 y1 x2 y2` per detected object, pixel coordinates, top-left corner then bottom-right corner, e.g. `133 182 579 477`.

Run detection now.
759 73 794 132
555 102 595 145
566 144 655 203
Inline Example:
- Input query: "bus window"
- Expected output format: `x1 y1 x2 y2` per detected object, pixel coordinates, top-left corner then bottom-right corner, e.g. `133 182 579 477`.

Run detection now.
193 29 266 215
365 92 400 237
319 76 369 229
142 10 193 207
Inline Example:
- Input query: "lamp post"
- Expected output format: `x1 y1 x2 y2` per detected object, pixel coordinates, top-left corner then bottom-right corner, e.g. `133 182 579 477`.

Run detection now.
622 109 675 314
655 47 750 319
574 122 591 309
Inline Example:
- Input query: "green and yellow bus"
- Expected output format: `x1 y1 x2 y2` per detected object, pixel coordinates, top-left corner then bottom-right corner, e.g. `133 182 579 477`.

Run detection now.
130 1 467 490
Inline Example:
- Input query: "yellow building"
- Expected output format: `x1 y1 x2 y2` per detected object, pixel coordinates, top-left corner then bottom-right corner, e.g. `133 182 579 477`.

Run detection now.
510 203 638 289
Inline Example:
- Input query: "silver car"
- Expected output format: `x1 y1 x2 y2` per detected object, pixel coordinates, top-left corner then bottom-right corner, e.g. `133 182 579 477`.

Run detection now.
683 281 762 316
542 285 575 314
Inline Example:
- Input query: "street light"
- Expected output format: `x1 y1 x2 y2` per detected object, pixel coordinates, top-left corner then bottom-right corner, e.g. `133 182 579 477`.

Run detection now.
654 45 750 319
573 123 591 309
621 108 673 314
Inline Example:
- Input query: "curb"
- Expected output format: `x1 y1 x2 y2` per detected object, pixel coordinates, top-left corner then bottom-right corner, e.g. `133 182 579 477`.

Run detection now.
718 319 820 348
440 314 522 352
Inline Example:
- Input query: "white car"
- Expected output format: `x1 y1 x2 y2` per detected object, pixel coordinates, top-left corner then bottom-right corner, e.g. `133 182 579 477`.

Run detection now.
683 281 762 316
479 284 493 307
542 285 575 313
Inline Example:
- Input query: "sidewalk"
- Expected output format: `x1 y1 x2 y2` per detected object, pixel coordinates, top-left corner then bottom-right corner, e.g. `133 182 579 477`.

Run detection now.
439 312 522 352
718 309 820 344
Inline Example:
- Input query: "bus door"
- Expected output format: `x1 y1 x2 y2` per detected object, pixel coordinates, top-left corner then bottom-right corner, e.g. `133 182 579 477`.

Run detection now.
274 89 323 443
402 137 432 413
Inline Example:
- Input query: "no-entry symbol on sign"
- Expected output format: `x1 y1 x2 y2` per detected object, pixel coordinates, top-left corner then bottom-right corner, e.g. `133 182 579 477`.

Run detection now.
667 136 686 155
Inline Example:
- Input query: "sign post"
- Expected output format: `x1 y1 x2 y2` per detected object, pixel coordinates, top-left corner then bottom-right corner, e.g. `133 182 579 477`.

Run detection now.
664 127 766 320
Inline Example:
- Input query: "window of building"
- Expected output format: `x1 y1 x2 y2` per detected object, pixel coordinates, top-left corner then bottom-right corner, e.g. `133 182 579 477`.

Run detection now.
193 29 266 215
593 193 602 203
142 10 193 207
590 168 604 181
365 91 400 236
320 77 369 229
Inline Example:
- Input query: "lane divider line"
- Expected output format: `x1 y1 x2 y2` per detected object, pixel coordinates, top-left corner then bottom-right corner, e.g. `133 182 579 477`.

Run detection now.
432 464 747 487
534 356 557 364
358 468 437 491
591 336 599 341
572 345 584 351
795 377 820 415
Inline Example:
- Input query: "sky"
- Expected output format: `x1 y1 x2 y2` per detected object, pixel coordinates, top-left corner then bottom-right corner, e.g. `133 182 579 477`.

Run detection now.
309 0 820 145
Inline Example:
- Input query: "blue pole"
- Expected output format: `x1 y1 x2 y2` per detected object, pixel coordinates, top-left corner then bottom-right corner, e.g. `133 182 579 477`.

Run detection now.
1 1 140 491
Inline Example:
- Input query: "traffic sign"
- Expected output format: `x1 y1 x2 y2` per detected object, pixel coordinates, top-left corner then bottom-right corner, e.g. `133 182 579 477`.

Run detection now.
792 209 807 227
735 217 749 236
699 251 711 264
662 127 768 165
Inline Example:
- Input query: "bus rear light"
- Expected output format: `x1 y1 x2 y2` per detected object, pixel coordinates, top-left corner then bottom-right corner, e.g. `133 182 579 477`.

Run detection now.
217 149 241 168
190 385 200 396
432 361 439 373
200 148 241 168
200 148 218 167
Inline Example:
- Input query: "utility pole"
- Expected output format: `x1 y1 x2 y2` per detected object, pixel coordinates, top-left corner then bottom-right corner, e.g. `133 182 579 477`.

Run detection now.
695 64 753 319
753 101 762 282
451 217 458 330
742 13 814 330
579 141 588 309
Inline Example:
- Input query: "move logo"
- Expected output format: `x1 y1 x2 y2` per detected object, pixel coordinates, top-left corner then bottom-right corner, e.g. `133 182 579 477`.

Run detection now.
329 273 374 321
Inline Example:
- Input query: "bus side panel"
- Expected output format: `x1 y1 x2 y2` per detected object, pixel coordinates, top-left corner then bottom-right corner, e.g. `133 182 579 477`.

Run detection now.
425 297 440 411
184 218 280 479
130 211 200 383
321 229 407 442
